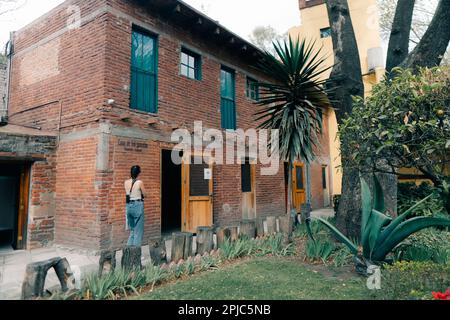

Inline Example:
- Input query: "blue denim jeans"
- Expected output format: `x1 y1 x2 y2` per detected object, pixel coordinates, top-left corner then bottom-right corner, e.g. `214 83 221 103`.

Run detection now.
126 201 144 246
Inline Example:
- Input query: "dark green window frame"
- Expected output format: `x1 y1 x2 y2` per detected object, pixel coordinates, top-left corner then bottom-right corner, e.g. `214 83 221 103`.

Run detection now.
180 47 202 80
130 27 158 113
220 66 236 130
246 77 259 101
320 27 331 39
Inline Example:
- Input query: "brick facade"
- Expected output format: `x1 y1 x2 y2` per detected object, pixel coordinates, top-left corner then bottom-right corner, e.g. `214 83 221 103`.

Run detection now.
0 62 6 119
5 0 331 251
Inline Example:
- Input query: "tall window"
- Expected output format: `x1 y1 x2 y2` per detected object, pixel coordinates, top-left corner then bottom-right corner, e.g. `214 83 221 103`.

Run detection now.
130 28 158 113
322 166 327 189
180 48 201 80
246 77 259 101
220 67 236 130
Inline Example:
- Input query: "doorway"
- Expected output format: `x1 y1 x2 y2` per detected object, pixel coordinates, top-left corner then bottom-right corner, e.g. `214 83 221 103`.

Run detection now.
181 154 214 233
0 162 30 251
292 162 306 213
241 158 256 219
161 150 182 235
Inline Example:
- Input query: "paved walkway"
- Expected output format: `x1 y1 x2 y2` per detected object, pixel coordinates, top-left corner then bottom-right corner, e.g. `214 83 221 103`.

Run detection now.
0 208 334 300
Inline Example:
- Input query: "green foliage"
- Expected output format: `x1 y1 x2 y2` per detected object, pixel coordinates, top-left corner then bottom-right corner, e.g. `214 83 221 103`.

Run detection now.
394 229 450 264
220 234 294 260
144 265 168 287
333 195 341 215
305 238 335 263
199 255 220 272
398 182 446 217
220 238 254 260
331 246 354 267
0 53 6 65
339 67 450 195
371 261 450 300
313 176 450 263
255 36 331 163
81 269 139 300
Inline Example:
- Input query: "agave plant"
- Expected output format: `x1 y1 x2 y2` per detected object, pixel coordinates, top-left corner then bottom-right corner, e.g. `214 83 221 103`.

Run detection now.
309 176 450 265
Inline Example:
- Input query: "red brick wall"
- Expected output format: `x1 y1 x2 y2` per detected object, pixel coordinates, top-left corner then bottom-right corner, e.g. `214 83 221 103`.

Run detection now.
7 0 331 250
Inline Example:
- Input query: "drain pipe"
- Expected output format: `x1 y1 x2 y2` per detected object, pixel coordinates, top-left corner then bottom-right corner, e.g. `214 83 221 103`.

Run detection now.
1 32 14 126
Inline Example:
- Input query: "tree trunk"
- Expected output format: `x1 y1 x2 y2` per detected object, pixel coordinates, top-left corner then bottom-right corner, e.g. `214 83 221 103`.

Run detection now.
171 232 193 262
196 227 214 255
335 166 362 239
287 162 293 215
98 250 117 276
266 216 277 235
400 0 450 69
279 215 293 244
325 0 365 238
21 257 71 300
255 217 265 237
386 0 416 72
239 220 256 239
149 238 167 266
229 226 239 241
216 227 232 248
121 246 142 271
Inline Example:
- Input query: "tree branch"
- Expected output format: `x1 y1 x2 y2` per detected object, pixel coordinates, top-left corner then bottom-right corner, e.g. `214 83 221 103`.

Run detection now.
386 0 416 72
401 0 450 69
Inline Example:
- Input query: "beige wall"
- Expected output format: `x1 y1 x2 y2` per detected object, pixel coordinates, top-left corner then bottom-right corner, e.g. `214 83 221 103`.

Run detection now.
289 0 384 195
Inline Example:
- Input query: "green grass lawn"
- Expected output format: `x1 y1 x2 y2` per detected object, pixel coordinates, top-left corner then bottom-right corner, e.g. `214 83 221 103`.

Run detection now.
134 257 370 300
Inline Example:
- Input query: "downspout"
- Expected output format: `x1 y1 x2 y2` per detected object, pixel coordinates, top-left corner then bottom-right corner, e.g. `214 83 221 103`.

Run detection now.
1 31 14 126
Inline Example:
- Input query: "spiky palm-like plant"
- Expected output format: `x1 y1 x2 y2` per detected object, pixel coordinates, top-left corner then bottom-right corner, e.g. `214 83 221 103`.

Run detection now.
255 36 331 215
311 176 450 268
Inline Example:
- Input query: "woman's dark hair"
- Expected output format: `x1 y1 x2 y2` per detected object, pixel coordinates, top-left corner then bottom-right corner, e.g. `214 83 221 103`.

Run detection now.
130 165 141 179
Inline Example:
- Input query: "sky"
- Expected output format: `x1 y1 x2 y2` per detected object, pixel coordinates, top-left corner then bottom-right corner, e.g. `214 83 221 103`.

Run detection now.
0 0 301 49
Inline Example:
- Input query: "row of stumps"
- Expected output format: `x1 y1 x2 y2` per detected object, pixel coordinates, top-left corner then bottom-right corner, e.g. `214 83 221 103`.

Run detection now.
21 215 293 300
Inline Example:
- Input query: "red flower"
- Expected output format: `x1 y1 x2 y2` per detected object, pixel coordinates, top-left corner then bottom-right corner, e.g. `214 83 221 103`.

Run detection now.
432 290 450 300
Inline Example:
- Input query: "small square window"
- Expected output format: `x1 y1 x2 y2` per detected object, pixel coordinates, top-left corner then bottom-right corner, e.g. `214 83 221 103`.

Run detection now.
320 27 331 38
246 77 259 101
180 48 201 80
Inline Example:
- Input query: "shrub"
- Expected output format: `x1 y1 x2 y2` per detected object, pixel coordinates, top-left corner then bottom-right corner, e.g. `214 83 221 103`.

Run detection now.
333 195 341 215
81 270 135 300
144 265 168 287
371 261 450 300
305 238 335 263
394 228 450 264
331 246 354 267
398 182 446 217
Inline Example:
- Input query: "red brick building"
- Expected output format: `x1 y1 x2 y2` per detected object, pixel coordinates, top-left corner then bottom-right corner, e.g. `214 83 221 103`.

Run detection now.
0 0 332 252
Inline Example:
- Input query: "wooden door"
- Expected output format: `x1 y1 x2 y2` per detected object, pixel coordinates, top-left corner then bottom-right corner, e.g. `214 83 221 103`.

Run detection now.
241 160 256 219
182 155 213 233
292 163 306 213
16 164 30 250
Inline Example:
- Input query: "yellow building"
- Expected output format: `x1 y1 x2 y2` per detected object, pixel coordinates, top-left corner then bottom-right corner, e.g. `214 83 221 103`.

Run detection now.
289 0 385 196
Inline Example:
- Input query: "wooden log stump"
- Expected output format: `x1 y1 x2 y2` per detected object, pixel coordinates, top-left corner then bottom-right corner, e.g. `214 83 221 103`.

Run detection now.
149 238 167 266
121 246 142 271
21 257 72 300
171 232 194 263
239 220 256 239
266 216 277 235
278 215 294 244
229 226 239 241
196 227 214 255
216 227 232 248
98 250 116 277
255 218 265 237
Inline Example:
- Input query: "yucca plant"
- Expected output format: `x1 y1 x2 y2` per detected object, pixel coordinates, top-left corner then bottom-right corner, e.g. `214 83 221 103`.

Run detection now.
255 36 331 216
309 176 450 266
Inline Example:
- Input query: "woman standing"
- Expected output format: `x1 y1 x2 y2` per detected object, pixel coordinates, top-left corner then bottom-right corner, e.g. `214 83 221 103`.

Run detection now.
125 165 146 246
